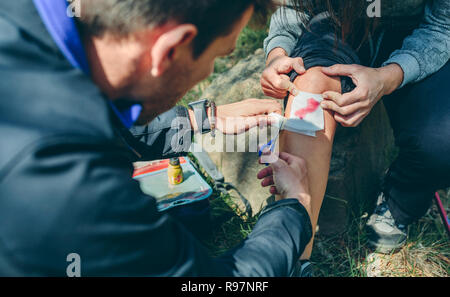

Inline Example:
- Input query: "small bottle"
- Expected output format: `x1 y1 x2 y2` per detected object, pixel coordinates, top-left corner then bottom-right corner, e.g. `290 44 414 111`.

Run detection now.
168 157 184 185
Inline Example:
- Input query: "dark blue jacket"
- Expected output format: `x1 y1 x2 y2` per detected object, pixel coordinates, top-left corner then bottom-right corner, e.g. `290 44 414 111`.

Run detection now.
0 0 312 276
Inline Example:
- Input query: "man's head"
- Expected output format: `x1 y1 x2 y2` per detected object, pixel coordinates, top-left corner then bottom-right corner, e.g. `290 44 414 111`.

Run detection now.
77 0 272 124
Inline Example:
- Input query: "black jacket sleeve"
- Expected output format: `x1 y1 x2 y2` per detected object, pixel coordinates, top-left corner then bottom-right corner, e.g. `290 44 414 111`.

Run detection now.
129 106 193 161
215 199 313 276
0 135 312 276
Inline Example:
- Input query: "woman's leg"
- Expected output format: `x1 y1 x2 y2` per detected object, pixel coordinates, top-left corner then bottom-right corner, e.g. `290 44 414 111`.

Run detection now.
280 66 341 259
381 61 450 225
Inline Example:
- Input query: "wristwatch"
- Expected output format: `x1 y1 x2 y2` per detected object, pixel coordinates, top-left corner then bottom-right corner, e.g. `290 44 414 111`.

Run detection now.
188 99 211 134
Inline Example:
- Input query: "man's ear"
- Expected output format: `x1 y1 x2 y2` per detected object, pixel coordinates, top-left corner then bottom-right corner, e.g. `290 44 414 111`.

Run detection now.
150 24 198 77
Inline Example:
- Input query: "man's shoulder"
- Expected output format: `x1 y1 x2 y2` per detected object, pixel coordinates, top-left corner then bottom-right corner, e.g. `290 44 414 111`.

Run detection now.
0 130 156 276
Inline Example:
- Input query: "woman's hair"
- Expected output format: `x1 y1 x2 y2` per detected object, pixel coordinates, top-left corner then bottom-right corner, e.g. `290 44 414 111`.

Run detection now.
289 0 378 49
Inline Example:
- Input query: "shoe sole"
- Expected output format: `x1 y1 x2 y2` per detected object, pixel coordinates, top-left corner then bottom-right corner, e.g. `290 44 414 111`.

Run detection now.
367 238 406 254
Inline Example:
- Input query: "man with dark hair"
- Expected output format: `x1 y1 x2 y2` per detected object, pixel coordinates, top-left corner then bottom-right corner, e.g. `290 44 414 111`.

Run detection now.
0 0 313 276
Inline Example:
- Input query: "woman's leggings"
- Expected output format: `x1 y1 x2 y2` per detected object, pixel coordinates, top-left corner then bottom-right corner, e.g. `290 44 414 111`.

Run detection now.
383 61 450 225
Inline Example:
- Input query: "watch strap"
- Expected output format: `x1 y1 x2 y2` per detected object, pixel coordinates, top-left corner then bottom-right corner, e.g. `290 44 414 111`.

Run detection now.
188 99 211 134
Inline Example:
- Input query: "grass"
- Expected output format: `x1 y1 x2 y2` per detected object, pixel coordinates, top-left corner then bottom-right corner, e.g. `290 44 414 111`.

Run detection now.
178 25 269 108
190 147 449 277
201 176 449 277
187 153 260 257
203 194 259 257
313 192 449 277
183 25 449 277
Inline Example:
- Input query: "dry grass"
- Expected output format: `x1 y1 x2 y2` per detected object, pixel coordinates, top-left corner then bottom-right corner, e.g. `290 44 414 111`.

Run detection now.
310 189 450 277
201 187 449 277
365 243 449 277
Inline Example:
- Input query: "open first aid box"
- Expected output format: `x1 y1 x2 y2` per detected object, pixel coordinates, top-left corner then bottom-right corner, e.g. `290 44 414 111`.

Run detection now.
133 157 212 212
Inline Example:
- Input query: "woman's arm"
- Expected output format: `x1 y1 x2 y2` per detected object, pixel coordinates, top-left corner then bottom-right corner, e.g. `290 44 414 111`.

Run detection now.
382 0 450 88
263 5 309 60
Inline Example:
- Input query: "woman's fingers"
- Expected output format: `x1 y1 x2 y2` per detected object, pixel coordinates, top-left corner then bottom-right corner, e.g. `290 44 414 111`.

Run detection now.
323 90 360 106
271 75 296 93
321 100 365 116
321 64 359 77
334 109 368 127
291 57 306 75
261 57 302 98
322 90 370 127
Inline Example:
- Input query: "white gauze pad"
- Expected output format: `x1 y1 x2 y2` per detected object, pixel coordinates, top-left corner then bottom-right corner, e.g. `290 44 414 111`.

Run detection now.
269 91 324 137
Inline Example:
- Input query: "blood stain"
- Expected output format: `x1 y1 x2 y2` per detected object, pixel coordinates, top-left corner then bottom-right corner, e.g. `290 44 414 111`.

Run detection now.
295 98 320 119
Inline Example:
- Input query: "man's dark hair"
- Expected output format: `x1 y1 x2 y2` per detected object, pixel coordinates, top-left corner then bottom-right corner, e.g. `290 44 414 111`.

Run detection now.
77 0 273 57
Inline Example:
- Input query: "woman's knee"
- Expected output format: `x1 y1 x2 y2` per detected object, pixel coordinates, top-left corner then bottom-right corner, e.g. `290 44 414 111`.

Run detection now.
283 67 340 145
292 66 342 94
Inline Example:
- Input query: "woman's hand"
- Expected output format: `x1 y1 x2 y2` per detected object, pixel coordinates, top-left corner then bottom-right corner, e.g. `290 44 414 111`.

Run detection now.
320 63 404 127
257 152 311 216
260 48 305 99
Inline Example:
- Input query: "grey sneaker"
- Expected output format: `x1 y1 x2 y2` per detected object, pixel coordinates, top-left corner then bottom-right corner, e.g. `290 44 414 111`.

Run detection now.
366 192 408 254
292 260 314 277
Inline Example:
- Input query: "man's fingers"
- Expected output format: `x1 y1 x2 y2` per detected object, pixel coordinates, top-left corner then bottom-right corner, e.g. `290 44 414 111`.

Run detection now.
321 64 358 77
261 176 274 187
277 152 305 166
252 99 283 115
257 166 273 179
269 186 279 195
276 152 295 164
278 152 307 177
270 156 288 172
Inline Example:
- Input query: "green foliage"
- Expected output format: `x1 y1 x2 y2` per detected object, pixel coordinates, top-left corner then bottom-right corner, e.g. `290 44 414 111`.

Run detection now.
179 25 268 106
233 26 269 61
204 194 259 257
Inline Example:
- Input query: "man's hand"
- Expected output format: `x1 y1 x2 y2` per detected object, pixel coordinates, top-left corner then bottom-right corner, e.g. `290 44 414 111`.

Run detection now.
320 63 404 127
214 99 282 134
188 99 282 134
261 48 305 99
257 152 311 217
